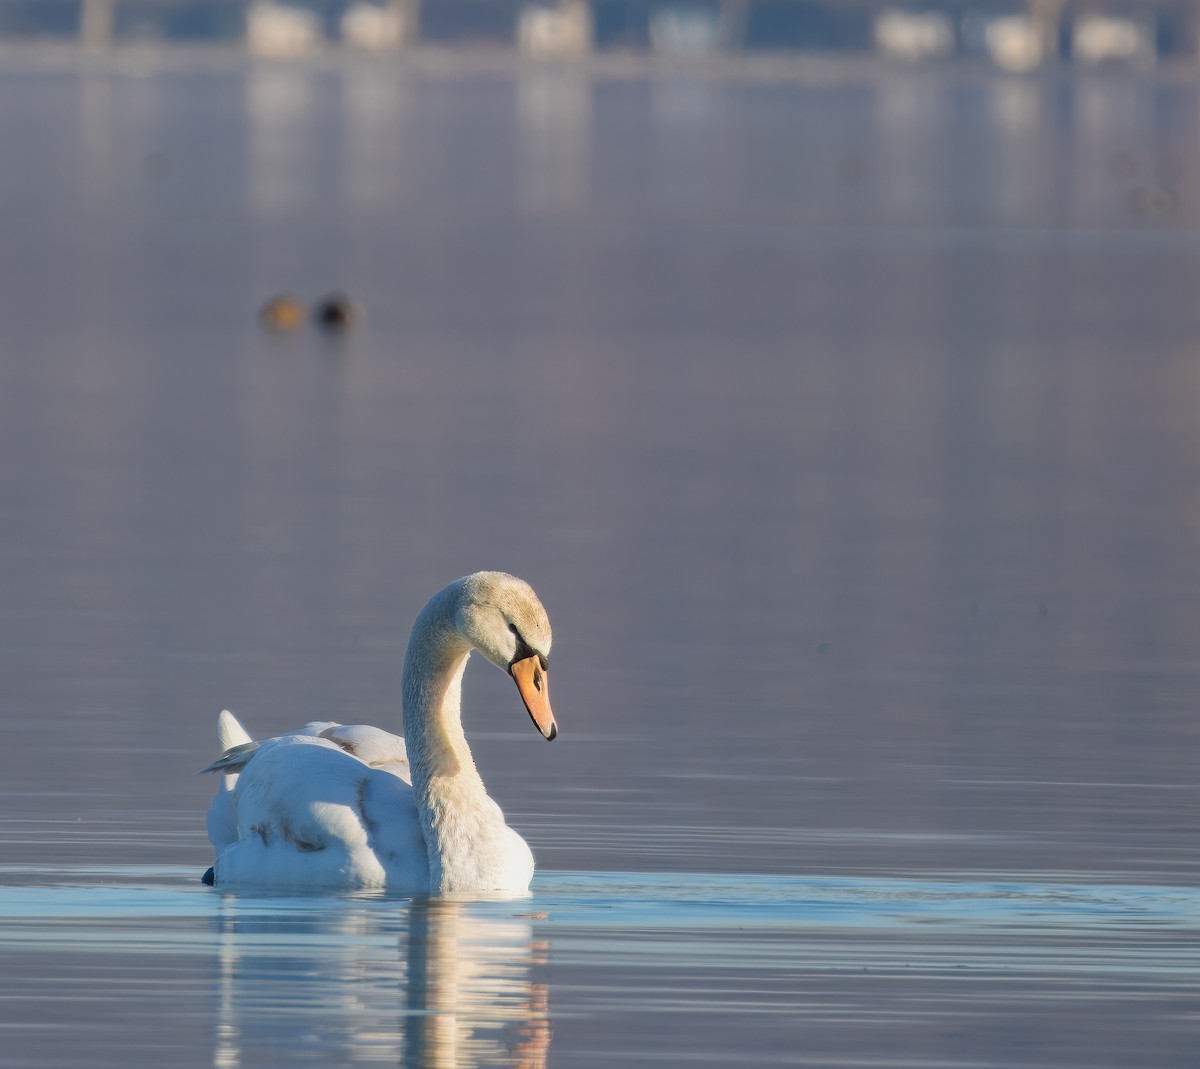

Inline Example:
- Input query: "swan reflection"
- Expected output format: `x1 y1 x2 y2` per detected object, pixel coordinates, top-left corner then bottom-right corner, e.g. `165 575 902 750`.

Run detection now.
213 896 550 1068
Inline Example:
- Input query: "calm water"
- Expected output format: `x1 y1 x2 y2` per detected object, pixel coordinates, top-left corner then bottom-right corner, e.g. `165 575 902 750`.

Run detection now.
0 52 1198 1066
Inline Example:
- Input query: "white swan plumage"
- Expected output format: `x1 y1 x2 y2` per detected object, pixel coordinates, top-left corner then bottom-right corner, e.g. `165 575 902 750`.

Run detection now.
202 571 556 894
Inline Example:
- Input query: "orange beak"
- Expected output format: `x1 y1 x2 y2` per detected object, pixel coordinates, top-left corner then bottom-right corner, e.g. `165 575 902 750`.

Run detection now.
510 655 557 740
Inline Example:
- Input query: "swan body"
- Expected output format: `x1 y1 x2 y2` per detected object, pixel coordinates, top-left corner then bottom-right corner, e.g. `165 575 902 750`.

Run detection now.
203 572 556 894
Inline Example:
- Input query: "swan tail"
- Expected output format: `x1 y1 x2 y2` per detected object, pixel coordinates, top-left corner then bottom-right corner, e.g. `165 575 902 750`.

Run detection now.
200 712 259 774
218 709 253 750
198 740 260 775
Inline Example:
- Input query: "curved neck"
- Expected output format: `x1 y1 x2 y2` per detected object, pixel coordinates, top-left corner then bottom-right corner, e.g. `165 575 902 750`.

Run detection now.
401 583 501 889
402 583 483 794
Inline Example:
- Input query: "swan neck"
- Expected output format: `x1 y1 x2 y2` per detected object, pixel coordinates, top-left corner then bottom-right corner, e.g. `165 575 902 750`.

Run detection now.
401 589 480 791
399 577 536 894
401 579 532 893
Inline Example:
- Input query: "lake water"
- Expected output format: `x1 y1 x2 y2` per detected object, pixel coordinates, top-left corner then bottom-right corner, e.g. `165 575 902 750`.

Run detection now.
0 51 1198 1067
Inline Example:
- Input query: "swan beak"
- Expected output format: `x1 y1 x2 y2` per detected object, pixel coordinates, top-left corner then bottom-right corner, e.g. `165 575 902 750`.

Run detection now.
510 655 557 741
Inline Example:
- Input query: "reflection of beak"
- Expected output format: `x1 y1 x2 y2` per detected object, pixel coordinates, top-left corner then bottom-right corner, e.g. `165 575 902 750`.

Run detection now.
510 655 557 740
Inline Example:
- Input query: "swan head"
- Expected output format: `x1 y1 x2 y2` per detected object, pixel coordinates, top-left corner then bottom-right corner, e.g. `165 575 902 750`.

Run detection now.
455 572 556 741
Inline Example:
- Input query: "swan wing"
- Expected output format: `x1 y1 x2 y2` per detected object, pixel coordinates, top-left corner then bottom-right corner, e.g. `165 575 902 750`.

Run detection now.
205 710 254 853
208 735 429 891
217 709 253 751
202 715 409 780
317 724 411 782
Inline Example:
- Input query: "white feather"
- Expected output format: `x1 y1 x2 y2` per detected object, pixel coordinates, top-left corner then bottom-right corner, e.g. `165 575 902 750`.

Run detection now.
202 572 555 894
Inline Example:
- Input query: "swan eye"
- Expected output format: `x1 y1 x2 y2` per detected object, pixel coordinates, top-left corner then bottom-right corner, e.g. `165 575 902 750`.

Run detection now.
508 631 548 674
508 622 519 635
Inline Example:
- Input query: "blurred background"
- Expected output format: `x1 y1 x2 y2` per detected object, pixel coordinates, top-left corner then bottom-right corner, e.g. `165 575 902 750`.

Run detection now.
3 0 1200 71
0 1 1197 892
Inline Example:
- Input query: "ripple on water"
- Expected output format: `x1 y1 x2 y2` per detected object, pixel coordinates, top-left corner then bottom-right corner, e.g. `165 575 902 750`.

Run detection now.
0 867 1196 1068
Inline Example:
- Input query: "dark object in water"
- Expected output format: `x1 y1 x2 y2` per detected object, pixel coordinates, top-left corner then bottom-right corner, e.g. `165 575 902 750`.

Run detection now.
201 866 215 886
313 292 358 331
258 293 306 332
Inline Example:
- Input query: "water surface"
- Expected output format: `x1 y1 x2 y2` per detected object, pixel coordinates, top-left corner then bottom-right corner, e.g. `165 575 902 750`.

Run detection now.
1 866 1197 1067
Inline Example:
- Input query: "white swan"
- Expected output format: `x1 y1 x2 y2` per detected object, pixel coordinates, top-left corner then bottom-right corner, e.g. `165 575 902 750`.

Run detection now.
202 571 556 894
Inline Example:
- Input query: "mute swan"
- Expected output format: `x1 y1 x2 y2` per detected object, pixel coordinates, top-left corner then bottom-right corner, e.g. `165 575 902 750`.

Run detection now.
202 572 556 893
